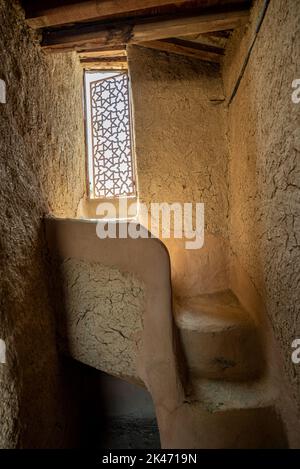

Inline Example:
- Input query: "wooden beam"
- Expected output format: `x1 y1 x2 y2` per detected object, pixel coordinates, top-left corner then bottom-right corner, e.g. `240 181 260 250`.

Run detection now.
78 49 127 59
80 56 127 64
80 58 128 70
82 63 128 70
78 44 127 53
180 30 230 48
138 38 224 62
26 0 192 29
42 9 250 52
132 9 249 42
45 43 127 55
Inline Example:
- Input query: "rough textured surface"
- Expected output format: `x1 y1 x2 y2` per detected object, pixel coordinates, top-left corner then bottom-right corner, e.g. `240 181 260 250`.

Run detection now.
128 45 229 238
47 218 287 449
1 0 298 449
128 46 230 297
58 259 145 381
0 0 85 448
174 290 263 381
222 0 300 442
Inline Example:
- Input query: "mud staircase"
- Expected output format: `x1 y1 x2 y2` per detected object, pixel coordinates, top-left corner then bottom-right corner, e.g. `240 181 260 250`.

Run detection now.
173 290 287 448
46 219 288 448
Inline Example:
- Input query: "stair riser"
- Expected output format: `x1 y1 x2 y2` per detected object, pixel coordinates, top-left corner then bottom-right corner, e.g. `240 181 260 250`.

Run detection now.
179 327 264 381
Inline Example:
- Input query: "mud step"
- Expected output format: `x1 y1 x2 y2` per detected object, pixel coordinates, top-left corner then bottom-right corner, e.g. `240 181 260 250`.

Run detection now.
174 290 264 381
166 402 287 449
187 378 276 411
164 378 286 448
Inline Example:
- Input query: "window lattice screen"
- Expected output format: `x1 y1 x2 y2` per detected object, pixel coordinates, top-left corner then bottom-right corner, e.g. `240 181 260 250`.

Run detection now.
90 73 135 198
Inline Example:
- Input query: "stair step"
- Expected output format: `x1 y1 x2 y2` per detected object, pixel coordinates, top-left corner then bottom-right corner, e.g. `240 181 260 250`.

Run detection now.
174 290 264 381
187 378 276 412
175 290 252 332
168 401 287 448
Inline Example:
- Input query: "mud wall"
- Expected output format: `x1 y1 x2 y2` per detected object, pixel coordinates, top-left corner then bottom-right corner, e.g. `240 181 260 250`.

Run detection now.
58 259 145 382
222 0 300 444
0 0 85 447
128 45 230 297
128 45 228 235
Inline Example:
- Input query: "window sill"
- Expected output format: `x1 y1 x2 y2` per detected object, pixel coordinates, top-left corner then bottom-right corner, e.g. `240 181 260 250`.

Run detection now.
77 196 138 220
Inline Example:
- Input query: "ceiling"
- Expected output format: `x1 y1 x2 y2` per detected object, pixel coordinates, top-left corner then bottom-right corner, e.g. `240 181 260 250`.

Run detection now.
22 0 252 70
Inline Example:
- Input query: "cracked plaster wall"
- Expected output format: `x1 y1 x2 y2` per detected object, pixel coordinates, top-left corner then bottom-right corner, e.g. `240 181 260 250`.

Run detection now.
58 259 145 383
0 0 85 448
222 0 300 442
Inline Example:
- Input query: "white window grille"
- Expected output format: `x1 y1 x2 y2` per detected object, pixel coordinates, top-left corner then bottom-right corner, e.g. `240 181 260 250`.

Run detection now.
85 71 135 199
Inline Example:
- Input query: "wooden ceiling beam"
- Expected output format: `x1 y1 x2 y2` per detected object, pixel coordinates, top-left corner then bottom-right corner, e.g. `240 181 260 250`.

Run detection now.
25 0 194 29
132 10 247 41
42 8 249 52
179 30 230 48
138 38 224 62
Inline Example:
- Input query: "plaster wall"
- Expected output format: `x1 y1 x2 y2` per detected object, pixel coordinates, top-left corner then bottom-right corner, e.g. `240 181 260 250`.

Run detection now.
58 259 145 382
222 0 300 444
1 0 298 449
128 45 230 297
0 0 85 447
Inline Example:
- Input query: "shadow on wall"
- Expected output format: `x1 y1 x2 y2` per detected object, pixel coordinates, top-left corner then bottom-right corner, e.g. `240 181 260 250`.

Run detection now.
63 358 160 449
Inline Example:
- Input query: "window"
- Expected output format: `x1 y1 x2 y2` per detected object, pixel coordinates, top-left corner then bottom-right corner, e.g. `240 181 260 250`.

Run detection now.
84 71 135 199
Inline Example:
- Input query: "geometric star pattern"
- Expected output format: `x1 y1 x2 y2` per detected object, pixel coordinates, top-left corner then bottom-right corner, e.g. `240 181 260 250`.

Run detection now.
90 73 135 198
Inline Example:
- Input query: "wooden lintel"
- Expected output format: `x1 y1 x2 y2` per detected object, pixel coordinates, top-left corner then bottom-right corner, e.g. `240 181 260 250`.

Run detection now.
42 9 249 53
80 60 128 70
80 57 127 63
78 49 127 59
